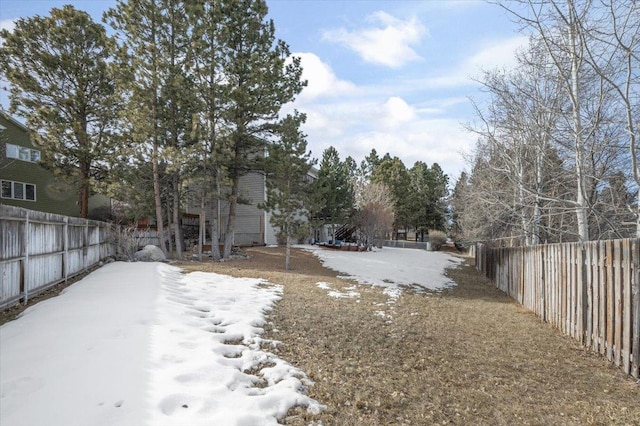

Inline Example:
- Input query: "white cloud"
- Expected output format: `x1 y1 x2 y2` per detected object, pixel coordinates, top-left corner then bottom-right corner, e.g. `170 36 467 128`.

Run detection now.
346 119 474 174
294 52 358 102
0 19 16 33
381 96 415 128
322 11 426 68
467 36 528 71
421 35 529 88
300 95 474 177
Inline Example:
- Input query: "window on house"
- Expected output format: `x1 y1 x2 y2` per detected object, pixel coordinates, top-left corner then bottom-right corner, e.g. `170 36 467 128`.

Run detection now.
25 184 35 200
13 182 24 199
0 180 36 201
5 143 41 163
1 180 11 198
18 147 30 161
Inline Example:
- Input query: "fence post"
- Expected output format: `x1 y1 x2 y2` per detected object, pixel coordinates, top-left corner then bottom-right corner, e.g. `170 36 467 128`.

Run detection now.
83 219 89 272
95 223 100 261
632 238 639 379
541 245 546 323
63 217 69 283
23 210 30 305
582 243 590 347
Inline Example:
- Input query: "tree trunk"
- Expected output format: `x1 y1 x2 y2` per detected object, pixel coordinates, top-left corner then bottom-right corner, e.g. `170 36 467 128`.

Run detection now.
568 6 590 243
152 138 166 254
198 185 206 262
285 233 291 270
532 139 546 246
210 171 222 261
223 174 239 258
150 12 166 256
79 162 90 219
166 201 173 256
172 173 182 260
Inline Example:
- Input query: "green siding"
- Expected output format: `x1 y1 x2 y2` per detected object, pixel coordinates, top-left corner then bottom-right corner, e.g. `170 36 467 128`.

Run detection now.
0 113 110 218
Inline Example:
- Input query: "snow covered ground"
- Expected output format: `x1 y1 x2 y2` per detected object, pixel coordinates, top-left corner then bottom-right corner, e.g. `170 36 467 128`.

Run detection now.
0 263 322 426
303 245 463 299
0 246 461 426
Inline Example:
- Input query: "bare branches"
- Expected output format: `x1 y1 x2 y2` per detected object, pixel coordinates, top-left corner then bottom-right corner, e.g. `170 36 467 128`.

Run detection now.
460 0 638 243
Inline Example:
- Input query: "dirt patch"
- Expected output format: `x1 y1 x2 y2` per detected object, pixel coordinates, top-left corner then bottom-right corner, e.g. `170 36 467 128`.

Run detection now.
180 247 640 425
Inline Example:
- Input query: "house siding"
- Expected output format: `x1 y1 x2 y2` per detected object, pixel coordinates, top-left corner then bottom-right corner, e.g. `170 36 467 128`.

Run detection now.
0 113 110 218
186 171 277 246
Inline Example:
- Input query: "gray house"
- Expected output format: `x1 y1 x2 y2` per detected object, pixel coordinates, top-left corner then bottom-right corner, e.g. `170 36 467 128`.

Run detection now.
185 171 278 246
185 167 320 247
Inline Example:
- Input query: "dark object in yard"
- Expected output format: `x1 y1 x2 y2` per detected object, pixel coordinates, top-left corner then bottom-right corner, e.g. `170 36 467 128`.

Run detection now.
454 242 466 252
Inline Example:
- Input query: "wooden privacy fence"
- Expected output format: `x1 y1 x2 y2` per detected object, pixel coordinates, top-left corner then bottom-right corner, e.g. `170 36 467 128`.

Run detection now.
475 239 640 379
0 205 114 309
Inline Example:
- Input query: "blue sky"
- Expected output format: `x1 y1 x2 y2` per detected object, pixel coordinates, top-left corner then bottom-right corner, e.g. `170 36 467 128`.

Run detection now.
0 0 528 179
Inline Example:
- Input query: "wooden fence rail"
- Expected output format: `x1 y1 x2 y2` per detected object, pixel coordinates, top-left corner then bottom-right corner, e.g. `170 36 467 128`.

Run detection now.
0 205 114 309
476 239 640 379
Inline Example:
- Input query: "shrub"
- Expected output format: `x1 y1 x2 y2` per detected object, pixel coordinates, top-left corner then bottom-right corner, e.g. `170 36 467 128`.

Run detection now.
109 224 141 261
428 230 447 251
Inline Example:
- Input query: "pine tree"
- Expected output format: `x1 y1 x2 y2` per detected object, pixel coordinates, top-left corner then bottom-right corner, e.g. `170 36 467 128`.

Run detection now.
262 112 313 270
0 5 120 218
106 0 198 257
218 0 305 258
371 155 410 237
190 0 232 261
312 146 355 243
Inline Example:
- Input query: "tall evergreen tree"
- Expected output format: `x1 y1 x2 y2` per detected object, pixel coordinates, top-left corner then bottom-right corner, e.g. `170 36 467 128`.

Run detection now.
218 0 305 258
0 5 120 218
106 0 198 256
262 112 313 270
106 0 168 252
408 162 449 240
371 155 411 235
190 0 230 261
312 146 355 242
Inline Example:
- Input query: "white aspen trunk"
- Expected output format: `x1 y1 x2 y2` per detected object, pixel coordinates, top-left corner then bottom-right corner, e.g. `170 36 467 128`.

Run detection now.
532 140 545 246
516 156 529 246
568 1 590 242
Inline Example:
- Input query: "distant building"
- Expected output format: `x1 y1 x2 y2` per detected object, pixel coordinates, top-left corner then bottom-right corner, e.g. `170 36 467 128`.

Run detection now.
185 167 318 247
185 171 278 246
0 112 111 218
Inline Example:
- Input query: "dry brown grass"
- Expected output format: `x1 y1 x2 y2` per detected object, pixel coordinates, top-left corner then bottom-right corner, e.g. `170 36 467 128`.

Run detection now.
179 246 640 426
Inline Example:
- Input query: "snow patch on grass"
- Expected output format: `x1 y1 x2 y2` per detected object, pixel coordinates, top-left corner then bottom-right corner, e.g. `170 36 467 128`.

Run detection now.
316 282 360 299
0 262 324 426
302 245 461 300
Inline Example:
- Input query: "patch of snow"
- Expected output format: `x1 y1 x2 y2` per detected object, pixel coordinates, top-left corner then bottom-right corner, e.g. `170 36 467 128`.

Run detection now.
0 262 323 426
375 311 393 321
301 246 461 299
316 282 360 299
316 282 332 291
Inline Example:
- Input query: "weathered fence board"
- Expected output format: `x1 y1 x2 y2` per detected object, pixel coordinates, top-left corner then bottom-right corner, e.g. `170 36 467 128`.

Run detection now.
0 205 115 309
476 238 640 379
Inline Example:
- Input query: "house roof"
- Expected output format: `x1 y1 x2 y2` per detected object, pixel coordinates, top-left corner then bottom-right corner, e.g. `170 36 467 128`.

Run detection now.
0 111 30 133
